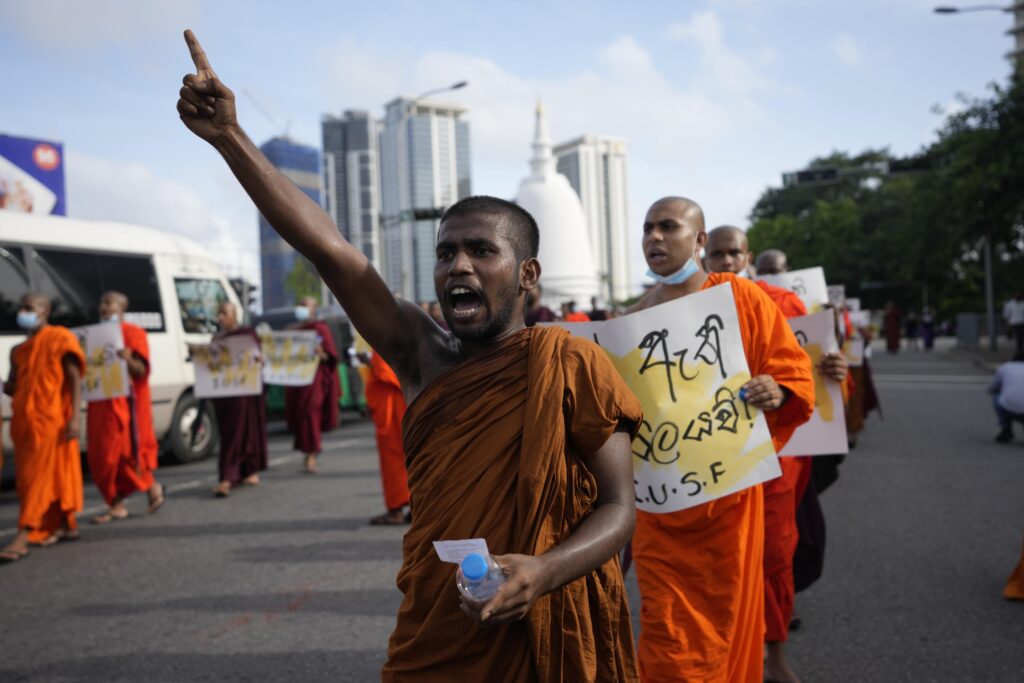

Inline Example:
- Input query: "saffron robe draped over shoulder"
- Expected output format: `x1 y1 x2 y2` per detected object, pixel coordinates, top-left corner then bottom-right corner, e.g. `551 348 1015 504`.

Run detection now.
382 326 644 683
754 280 813 643
285 320 340 454
365 351 409 511
211 326 268 484
634 273 815 683
10 326 86 543
86 322 159 505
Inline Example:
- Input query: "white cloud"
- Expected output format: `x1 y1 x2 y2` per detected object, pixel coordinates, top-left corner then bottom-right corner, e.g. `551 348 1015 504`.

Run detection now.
66 151 259 283
831 33 863 67
318 17 781 292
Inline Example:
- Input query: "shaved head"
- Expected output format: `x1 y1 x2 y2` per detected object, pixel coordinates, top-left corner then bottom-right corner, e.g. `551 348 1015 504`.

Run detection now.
755 249 788 275
642 196 708 278
20 291 51 312
99 291 129 322
705 225 753 276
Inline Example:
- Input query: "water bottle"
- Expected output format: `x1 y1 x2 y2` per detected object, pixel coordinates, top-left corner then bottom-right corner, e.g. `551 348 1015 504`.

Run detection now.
456 553 506 603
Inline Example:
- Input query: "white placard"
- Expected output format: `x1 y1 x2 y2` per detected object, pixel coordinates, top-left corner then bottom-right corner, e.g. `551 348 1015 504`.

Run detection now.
73 322 129 402
555 282 780 513
849 310 871 329
433 538 490 564
846 297 861 312
827 284 846 308
780 310 849 456
843 337 865 368
758 267 829 313
260 330 319 387
191 334 262 398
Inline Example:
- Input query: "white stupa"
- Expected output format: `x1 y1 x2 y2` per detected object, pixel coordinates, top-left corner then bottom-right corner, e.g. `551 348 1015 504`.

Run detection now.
514 103 600 309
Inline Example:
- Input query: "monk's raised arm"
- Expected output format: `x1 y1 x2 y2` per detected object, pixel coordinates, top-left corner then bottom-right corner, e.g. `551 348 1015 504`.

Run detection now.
475 425 636 624
176 30 428 366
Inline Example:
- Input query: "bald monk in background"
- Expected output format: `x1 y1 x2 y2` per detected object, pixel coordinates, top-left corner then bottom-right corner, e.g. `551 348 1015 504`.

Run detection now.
630 202 814 683
0 293 85 563
88 291 165 524
178 30 644 681
708 228 847 683
285 296 340 474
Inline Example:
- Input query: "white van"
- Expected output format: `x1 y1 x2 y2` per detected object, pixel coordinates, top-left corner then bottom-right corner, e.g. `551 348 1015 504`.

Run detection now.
0 212 244 463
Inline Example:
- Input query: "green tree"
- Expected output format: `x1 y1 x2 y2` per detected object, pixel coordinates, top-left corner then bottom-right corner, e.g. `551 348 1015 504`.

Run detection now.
284 256 322 305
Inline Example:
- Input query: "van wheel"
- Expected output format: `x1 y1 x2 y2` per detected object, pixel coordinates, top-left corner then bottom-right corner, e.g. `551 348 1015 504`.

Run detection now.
166 393 219 464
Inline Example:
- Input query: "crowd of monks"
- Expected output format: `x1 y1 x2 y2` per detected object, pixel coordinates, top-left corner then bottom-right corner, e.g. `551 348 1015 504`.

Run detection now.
2 27 1020 683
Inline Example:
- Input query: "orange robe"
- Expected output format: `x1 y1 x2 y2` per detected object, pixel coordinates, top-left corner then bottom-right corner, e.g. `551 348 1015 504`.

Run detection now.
383 327 644 682
635 273 815 683
565 311 591 322
10 326 86 543
366 352 410 511
86 322 158 505
755 281 813 643
1005 538 1024 601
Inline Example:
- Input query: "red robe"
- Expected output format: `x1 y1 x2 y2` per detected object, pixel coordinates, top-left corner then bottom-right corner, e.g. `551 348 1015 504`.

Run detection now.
10 326 86 543
635 274 815 683
755 280 813 643
86 322 159 505
211 327 268 484
285 320 340 454
366 352 409 510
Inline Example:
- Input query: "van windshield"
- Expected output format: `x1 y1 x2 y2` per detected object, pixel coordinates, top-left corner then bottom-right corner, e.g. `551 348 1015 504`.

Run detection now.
175 278 229 334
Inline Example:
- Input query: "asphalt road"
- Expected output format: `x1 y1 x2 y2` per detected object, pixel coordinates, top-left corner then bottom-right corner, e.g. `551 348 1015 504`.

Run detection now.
0 348 1022 682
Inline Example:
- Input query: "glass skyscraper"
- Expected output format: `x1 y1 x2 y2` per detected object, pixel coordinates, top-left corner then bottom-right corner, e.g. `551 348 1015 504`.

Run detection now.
322 111 380 272
258 136 321 311
379 97 471 302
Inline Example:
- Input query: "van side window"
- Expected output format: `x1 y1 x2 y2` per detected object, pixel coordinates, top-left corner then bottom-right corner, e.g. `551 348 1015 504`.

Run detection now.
29 248 102 329
0 244 30 334
175 278 228 334
94 254 165 332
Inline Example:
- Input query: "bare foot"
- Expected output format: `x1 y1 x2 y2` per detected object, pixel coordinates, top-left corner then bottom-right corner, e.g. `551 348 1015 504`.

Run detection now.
765 642 801 683
212 481 232 497
369 509 408 526
92 504 129 524
1 530 30 560
147 482 166 514
242 474 260 486
304 454 318 474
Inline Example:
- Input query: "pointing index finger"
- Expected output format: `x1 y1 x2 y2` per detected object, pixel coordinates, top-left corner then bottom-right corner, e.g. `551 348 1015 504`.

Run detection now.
184 29 216 77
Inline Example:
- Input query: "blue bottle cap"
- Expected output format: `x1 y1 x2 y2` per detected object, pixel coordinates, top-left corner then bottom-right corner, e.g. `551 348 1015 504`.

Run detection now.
461 553 487 580
739 387 748 402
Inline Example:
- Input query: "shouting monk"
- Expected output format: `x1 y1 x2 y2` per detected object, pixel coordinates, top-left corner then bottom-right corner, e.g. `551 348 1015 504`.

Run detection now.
365 349 410 525
630 202 814 683
177 30 643 681
88 291 165 524
210 302 268 497
285 296 340 474
1 293 85 563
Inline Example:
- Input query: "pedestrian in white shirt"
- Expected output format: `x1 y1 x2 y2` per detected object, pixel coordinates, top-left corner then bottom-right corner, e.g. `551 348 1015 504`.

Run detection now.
989 352 1024 443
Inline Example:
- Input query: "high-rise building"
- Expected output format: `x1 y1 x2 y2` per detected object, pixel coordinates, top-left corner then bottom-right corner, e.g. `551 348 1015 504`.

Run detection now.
554 135 632 303
258 136 321 311
379 97 471 302
322 111 380 271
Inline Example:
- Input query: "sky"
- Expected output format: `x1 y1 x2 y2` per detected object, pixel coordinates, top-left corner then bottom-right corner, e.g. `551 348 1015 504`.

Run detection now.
0 0 1013 294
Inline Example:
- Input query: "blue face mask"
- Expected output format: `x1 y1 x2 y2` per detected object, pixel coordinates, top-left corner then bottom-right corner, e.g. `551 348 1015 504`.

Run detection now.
294 306 311 321
17 311 39 330
647 257 700 286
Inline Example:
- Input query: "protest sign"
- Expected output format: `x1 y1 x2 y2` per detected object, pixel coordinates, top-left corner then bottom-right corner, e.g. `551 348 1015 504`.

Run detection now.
555 282 780 513
843 337 865 367
260 330 319 386
758 267 829 312
849 310 871 329
780 310 849 456
846 297 861 312
191 334 262 398
827 284 846 308
74 322 129 402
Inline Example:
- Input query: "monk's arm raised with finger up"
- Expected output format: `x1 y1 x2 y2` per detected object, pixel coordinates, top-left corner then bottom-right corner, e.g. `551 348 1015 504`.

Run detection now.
176 30 434 375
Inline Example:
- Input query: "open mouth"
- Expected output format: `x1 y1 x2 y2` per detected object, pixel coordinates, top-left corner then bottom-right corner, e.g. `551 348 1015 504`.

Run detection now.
647 250 668 265
447 285 484 319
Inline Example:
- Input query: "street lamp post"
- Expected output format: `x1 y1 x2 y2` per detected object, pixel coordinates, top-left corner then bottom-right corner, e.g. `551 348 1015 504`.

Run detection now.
392 81 467 300
934 4 1010 13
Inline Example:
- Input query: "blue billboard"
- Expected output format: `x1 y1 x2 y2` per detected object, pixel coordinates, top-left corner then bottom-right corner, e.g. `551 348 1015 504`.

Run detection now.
0 134 66 216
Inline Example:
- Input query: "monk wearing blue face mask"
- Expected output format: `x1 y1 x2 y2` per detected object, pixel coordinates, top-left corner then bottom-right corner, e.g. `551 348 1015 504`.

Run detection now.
1 292 86 564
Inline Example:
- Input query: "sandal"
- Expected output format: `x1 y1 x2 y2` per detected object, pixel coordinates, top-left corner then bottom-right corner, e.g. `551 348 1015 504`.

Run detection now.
148 483 166 514
370 512 409 526
92 508 129 525
0 548 29 564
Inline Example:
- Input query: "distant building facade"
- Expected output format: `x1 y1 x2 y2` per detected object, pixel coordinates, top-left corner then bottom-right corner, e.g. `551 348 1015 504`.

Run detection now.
258 136 320 311
379 97 471 302
554 135 632 303
322 111 380 271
